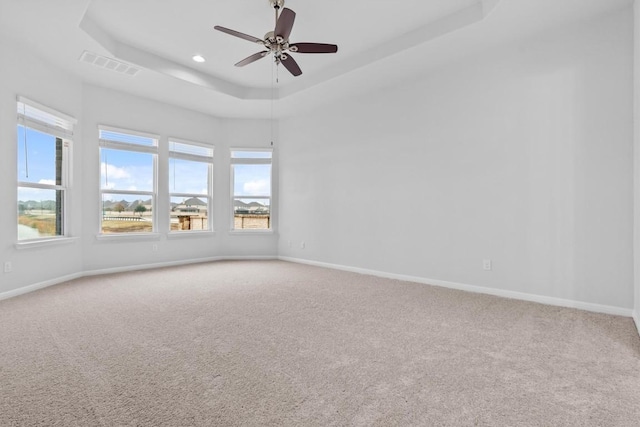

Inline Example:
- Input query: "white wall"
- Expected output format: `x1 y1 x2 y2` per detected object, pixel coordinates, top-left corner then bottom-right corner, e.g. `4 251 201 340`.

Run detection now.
80 86 278 273
0 36 84 293
1 6 636 316
279 9 634 310
634 0 640 329
0 35 278 296
221 118 280 257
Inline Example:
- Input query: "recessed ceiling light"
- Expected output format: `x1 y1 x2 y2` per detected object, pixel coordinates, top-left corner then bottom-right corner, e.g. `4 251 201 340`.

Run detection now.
192 55 206 63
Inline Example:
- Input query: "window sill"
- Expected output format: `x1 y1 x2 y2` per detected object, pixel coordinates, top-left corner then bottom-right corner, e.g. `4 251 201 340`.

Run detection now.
95 232 162 242
228 230 274 235
15 236 79 250
167 231 216 240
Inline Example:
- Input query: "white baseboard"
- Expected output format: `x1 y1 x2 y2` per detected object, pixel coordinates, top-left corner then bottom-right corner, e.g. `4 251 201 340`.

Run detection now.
279 256 634 318
0 272 84 302
0 256 278 301
3 255 635 322
83 255 276 277
82 256 226 277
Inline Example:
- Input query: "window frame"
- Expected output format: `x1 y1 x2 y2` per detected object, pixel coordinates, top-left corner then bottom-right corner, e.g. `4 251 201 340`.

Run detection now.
98 125 159 236
16 97 76 243
168 138 214 234
230 148 273 232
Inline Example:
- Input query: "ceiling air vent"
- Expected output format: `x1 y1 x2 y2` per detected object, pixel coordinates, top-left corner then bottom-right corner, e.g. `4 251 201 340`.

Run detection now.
79 51 140 76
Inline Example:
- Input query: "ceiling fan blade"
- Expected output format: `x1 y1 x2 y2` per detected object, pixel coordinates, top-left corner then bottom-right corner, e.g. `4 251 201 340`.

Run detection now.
274 8 296 41
235 51 269 67
214 26 263 44
291 43 338 54
281 55 302 77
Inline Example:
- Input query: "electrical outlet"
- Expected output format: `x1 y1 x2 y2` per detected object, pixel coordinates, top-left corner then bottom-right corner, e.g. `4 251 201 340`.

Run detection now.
483 259 492 271
288 240 292 248
4 261 12 273
300 241 305 249
152 244 158 252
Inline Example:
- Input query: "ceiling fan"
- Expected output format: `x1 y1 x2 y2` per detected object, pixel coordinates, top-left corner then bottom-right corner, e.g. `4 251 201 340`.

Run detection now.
214 0 338 77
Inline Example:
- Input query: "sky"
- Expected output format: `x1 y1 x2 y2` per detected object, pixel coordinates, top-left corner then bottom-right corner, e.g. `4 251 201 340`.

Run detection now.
233 164 271 198
232 151 272 206
17 125 57 203
18 125 272 206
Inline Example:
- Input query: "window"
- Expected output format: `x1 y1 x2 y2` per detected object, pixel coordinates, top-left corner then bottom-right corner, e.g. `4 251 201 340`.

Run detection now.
169 140 213 232
230 149 272 230
17 97 75 241
99 127 157 234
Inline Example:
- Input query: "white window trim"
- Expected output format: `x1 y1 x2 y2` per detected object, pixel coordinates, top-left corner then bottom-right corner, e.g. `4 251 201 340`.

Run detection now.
168 138 214 234
95 232 162 242
98 125 158 236
99 124 160 142
166 230 216 239
230 148 273 232
99 139 158 155
230 158 271 165
169 137 214 158
230 147 272 153
17 98 74 242
17 96 77 137
228 230 274 235
15 236 79 250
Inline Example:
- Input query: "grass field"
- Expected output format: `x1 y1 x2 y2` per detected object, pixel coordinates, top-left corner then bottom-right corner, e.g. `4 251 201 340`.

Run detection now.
19 215 154 235
101 220 153 233
21 215 252 234
18 215 57 236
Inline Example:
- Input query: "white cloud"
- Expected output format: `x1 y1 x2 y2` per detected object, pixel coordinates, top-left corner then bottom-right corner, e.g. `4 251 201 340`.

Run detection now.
38 179 56 185
243 179 269 195
101 163 130 180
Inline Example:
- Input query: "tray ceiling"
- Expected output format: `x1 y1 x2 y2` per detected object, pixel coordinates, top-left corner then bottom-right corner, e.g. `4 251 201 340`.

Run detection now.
0 0 631 118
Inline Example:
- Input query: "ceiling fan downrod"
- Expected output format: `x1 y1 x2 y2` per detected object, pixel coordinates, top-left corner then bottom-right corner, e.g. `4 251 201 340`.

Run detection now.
265 0 289 65
269 0 285 9
270 0 285 31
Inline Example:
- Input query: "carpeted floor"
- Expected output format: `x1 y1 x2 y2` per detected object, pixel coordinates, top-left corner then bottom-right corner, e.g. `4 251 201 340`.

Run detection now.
1 260 639 426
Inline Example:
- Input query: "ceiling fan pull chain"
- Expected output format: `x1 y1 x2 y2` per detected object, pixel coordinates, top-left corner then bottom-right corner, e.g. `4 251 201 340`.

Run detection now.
22 104 29 179
271 61 274 146
106 152 110 187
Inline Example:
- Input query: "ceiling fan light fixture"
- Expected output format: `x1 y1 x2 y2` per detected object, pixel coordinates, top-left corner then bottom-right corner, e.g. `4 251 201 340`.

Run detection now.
192 54 206 63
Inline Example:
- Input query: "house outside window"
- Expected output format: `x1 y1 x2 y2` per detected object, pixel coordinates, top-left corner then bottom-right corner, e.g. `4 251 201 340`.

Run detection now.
169 139 214 232
230 149 272 231
99 126 158 234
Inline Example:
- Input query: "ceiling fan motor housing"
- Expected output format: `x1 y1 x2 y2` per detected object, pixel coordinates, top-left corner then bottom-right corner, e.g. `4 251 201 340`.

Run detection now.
269 0 285 9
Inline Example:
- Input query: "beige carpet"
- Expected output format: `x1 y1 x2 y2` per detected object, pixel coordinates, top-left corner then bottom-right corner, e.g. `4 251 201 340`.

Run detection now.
1 260 639 426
